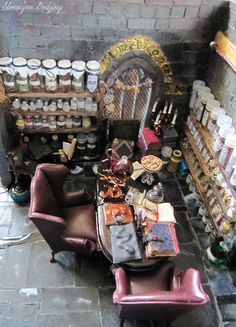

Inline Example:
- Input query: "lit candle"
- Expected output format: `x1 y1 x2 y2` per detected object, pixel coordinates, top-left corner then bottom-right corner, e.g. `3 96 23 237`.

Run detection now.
151 98 160 113
168 99 173 115
163 101 168 114
171 110 178 126
154 110 162 125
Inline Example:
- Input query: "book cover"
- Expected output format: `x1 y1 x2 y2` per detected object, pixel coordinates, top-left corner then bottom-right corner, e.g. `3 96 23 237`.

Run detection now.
144 222 179 257
103 203 133 226
139 128 162 150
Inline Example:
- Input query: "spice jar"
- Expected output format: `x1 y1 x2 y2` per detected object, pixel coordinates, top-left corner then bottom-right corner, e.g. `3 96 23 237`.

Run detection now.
167 149 182 173
49 101 57 112
189 80 205 110
58 59 71 93
77 98 85 111
43 101 49 112
57 99 63 110
85 97 93 112
65 115 73 129
82 116 91 128
71 60 85 93
196 92 214 123
27 59 42 92
15 114 25 130
201 99 220 127
42 59 58 93
12 98 21 109
48 116 57 131
24 115 33 129
213 125 235 157
219 134 236 168
50 134 60 151
194 86 211 114
63 100 70 113
70 97 78 110
76 133 87 157
213 115 232 138
72 115 81 127
57 115 65 129
13 57 29 92
86 60 100 93
207 107 225 132
86 133 97 156
35 99 43 110
20 100 29 111
0 57 16 92
29 101 36 111
92 101 98 112
41 115 49 129
33 115 42 129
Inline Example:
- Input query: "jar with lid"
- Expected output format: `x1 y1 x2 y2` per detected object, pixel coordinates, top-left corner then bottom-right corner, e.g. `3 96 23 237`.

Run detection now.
167 150 182 173
41 115 49 129
13 57 29 92
213 114 232 138
20 100 29 111
72 115 81 128
0 57 16 92
207 107 225 132
35 99 43 110
57 99 63 110
219 134 236 168
85 97 93 112
29 101 36 111
201 99 220 127
63 100 70 113
49 101 57 112
77 98 85 111
189 80 205 110
58 59 71 93
16 115 25 130
50 134 60 151
86 133 97 156
194 86 211 114
33 115 42 129
86 60 100 93
48 116 57 131
71 60 85 93
225 147 236 177
196 92 214 123
27 59 42 92
70 98 77 110
57 115 65 129
12 98 21 109
67 134 74 143
212 125 234 157
43 100 49 112
92 101 98 112
76 133 87 157
24 115 33 129
42 59 58 93
65 115 73 129
82 116 91 128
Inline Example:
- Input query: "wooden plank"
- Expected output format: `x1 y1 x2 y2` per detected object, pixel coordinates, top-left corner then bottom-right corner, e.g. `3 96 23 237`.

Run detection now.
10 109 98 117
16 127 97 134
7 90 99 100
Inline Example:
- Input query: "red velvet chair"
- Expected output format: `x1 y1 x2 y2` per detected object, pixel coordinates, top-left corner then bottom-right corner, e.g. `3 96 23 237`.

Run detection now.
29 163 99 262
112 261 209 326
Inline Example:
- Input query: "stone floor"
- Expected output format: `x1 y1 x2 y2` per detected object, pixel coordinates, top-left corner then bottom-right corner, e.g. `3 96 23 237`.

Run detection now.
0 170 235 327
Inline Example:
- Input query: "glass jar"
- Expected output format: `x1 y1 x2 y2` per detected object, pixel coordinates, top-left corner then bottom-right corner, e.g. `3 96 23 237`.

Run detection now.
201 99 220 127
85 97 93 112
0 57 16 92
48 116 57 131
65 115 73 129
35 99 43 110
24 115 33 129
57 115 65 129
70 97 78 110
86 132 97 156
12 98 21 109
43 101 49 112
193 86 211 114
207 107 225 132
15 114 25 130
213 125 235 157
58 59 71 93
196 92 214 123
49 101 57 112
219 134 236 168
189 80 205 110
86 60 100 93
72 115 81 128
77 98 85 111
50 134 60 151
29 101 36 111
57 99 63 110
62 100 70 113
13 57 29 92
27 59 42 92
71 60 85 93
41 115 49 129
42 59 58 93
20 100 29 111
82 116 91 128
76 133 87 157
92 101 98 112
33 115 42 129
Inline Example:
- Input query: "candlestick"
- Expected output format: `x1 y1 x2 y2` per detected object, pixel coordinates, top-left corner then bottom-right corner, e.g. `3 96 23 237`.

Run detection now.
171 109 178 126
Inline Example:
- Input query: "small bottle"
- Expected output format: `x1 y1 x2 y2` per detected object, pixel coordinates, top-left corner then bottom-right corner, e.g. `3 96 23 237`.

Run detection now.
29 101 36 112
12 98 21 109
24 115 33 129
63 100 70 113
70 97 78 110
57 115 65 129
15 114 25 130
21 100 29 111
57 99 63 110
35 99 43 110
33 115 42 129
41 115 49 129
50 134 60 151
43 101 49 112
65 115 73 129
49 101 57 112
72 115 81 127
48 116 57 131
85 97 93 112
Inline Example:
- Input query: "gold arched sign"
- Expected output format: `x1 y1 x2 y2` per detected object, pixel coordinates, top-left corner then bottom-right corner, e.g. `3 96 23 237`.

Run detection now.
99 35 184 94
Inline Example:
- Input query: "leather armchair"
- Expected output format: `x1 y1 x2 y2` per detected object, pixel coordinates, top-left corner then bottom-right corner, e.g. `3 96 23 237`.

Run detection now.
29 163 99 262
112 261 209 325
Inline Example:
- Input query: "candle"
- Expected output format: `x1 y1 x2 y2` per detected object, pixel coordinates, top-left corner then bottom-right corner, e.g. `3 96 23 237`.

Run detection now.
154 110 162 125
151 98 160 113
168 99 173 115
171 110 178 126
163 101 168 114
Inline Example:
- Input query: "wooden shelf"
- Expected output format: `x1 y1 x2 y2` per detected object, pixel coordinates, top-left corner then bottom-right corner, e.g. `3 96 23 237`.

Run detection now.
183 124 209 176
10 109 98 117
7 90 99 100
211 31 236 73
17 127 97 134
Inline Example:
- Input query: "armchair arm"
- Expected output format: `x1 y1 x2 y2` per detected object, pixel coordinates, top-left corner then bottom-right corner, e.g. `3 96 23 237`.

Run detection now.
113 267 130 301
61 236 97 252
29 212 66 225
62 189 92 207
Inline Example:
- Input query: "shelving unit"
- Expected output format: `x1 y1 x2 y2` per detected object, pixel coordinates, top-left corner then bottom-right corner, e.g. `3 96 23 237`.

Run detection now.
10 109 98 117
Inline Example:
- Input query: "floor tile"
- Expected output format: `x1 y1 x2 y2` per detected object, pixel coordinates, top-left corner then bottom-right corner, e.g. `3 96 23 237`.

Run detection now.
0 303 39 327
175 211 193 244
217 294 236 322
0 288 41 304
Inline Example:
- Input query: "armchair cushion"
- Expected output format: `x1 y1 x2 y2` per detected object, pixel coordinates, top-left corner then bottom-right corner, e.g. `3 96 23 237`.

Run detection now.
62 204 97 244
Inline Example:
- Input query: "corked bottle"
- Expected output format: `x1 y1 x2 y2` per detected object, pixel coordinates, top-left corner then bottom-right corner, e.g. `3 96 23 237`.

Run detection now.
167 150 182 173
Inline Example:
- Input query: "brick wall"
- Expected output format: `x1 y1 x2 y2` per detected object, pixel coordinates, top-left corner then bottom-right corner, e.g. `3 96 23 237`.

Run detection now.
0 0 229 88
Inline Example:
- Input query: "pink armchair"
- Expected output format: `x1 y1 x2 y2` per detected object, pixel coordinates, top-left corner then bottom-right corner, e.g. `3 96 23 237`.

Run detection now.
29 163 99 262
112 261 209 326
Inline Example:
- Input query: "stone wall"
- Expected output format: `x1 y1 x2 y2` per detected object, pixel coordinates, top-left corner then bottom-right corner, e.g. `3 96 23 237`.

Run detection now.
0 0 229 89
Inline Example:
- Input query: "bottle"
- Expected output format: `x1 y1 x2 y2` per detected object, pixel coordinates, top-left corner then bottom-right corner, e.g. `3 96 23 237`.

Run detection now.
167 150 182 173
50 134 60 151
70 98 78 110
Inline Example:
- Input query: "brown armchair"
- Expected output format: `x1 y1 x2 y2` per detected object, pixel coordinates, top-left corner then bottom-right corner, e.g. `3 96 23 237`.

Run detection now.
28 163 99 262
112 261 209 326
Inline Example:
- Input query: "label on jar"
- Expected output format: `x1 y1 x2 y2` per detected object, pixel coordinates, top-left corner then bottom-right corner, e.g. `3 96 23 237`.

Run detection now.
46 79 57 86
17 79 28 85
87 75 98 93
219 145 232 167
201 110 209 126
4 81 15 86
60 79 71 86
87 144 96 149
212 135 223 152
196 104 204 122
72 80 82 87
30 80 40 86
